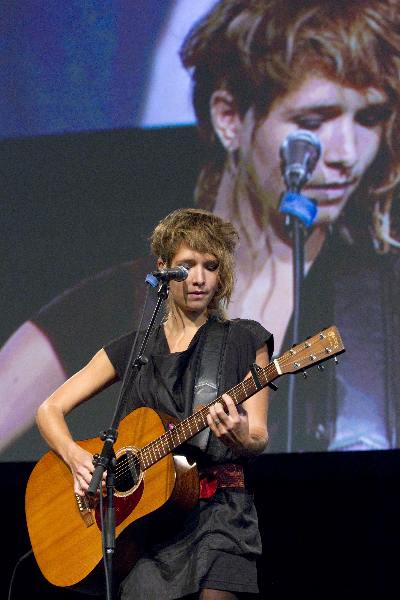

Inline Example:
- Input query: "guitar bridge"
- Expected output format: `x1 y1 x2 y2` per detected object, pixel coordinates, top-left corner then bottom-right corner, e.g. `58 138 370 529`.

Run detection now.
75 493 95 527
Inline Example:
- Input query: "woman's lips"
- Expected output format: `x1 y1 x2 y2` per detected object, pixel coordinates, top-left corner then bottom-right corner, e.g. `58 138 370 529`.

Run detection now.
187 291 208 300
305 179 357 202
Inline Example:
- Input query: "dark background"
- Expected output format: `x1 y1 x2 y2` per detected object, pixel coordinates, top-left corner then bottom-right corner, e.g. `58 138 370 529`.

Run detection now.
4 450 400 599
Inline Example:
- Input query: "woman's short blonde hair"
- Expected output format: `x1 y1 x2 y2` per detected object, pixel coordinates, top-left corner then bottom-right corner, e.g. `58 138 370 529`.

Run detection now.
150 208 239 317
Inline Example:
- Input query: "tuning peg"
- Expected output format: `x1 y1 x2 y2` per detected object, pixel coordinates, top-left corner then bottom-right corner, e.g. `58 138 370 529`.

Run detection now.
302 370 308 379
317 364 324 371
334 357 339 365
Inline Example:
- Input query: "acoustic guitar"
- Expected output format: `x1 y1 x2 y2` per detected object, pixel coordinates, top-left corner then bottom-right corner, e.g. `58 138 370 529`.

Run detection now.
25 325 344 593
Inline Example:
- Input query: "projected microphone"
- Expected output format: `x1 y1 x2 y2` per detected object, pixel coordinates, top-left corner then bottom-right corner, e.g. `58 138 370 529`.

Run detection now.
151 265 189 282
280 130 321 192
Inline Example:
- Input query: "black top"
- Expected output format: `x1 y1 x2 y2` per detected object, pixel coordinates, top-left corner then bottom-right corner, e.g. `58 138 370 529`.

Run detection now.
103 317 273 599
104 318 273 466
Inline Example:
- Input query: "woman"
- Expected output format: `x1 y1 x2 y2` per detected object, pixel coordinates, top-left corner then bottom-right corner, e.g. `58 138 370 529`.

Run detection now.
36 208 274 599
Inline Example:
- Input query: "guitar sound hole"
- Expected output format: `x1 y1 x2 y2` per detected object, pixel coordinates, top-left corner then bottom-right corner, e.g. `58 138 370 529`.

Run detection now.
115 449 141 493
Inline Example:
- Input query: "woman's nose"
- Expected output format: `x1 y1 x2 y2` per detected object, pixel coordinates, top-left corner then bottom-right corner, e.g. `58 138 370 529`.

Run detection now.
191 265 206 285
323 119 357 171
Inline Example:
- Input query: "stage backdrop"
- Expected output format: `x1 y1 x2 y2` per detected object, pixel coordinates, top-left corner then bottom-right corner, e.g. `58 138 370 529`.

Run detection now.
1 0 399 461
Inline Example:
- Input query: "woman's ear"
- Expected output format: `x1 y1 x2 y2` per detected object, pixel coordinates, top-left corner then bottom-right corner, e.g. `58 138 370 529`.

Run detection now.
157 257 166 270
210 90 243 151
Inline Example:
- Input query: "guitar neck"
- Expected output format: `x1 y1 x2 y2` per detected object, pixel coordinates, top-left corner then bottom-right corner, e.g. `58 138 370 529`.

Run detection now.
138 324 344 471
139 360 279 471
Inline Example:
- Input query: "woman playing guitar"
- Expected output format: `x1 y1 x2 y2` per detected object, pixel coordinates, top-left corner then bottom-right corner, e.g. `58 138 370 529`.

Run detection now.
35 207 273 600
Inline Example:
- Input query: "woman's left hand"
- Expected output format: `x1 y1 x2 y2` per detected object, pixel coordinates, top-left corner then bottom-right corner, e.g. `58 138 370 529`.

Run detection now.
207 393 250 451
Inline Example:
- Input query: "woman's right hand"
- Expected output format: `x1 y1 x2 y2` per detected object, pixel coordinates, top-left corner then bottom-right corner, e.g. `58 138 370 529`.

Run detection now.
65 442 103 497
35 348 117 496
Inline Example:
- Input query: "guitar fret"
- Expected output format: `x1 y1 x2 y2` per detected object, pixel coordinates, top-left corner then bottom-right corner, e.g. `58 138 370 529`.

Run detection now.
173 430 181 446
246 379 256 396
193 412 204 431
142 452 148 469
165 435 174 452
148 447 155 465
150 445 157 463
199 412 207 427
175 428 183 445
231 386 238 404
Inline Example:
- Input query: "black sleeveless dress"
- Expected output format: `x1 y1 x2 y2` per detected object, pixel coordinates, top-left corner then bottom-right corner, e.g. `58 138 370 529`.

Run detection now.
104 318 273 599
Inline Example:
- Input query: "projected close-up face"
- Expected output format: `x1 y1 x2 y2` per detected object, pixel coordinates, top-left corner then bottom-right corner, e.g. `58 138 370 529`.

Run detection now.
1 0 400 465
240 75 389 225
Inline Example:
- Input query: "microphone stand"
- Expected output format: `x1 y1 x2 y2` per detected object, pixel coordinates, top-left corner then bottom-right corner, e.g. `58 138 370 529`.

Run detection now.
279 188 316 452
279 131 321 452
87 279 170 599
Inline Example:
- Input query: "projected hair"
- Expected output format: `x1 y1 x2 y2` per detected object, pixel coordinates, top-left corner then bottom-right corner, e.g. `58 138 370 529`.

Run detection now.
181 0 400 251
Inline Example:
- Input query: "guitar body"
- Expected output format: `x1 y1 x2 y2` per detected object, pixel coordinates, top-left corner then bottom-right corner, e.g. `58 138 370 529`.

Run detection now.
25 407 199 593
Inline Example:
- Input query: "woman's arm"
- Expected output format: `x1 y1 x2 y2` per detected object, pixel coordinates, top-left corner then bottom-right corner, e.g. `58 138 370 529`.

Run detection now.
36 348 118 495
207 345 269 456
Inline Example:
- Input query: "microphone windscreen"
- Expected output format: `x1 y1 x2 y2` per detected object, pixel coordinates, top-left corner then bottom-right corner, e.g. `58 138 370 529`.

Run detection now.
280 130 321 191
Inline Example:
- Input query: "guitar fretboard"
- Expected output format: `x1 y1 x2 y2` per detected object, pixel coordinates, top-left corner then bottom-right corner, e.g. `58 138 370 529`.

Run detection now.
139 360 279 470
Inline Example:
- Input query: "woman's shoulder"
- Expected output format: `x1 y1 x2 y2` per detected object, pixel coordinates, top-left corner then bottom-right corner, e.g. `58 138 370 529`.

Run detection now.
105 323 162 353
227 318 274 358
103 325 163 376
228 317 272 336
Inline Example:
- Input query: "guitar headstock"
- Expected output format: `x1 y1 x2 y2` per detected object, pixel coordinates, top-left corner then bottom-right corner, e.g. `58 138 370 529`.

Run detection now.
276 325 345 375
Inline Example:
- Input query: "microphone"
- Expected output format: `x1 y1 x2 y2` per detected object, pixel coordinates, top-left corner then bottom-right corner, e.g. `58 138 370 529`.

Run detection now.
150 265 189 283
280 130 321 192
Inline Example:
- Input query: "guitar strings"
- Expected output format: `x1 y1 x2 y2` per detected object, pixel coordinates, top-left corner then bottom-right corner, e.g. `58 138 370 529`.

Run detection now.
113 348 324 482
112 363 277 483
112 342 333 484
114 370 271 481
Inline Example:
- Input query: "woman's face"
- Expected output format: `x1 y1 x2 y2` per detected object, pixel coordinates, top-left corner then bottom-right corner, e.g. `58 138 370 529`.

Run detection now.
243 74 390 225
161 243 220 318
